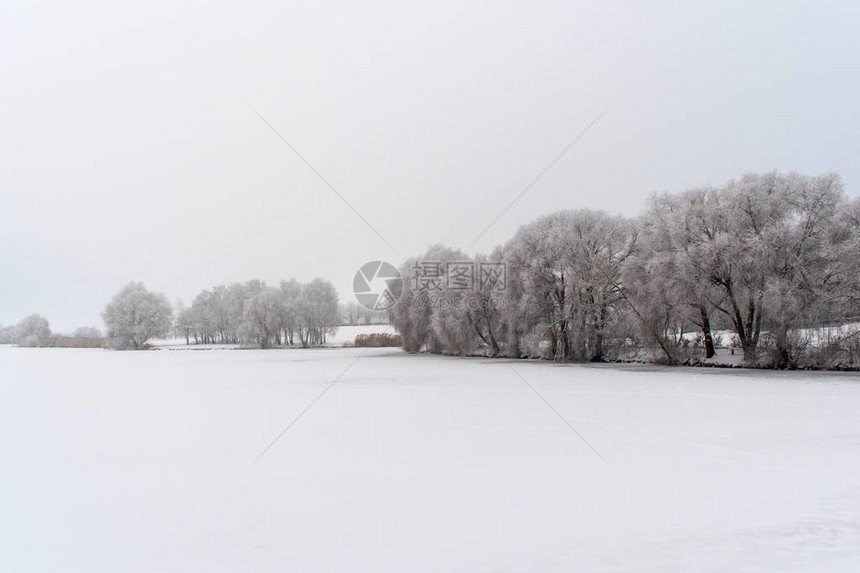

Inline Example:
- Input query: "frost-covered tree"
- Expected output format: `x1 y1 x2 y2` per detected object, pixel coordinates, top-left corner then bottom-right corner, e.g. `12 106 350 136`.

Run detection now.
627 188 725 360
560 210 636 361
468 253 505 357
620 228 685 364
175 305 195 344
239 286 285 348
688 172 846 366
498 213 569 358
342 300 372 326
389 245 504 357
188 288 218 343
390 255 434 353
421 246 473 355
13 314 51 347
388 172 856 368
0 325 14 344
279 279 302 345
73 326 103 338
192 286 231 343
631 172 850 367
180 277 339 348
390 245 459 353
186 281 260 344
753 173 846 366
500 210 635 361
295 278 339 347
102 282 173 349
830 196 860 318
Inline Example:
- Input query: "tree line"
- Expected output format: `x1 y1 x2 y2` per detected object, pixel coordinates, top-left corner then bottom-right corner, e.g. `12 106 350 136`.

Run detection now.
3 277 341 350
0 315 101 347
390 172 860 369
172 278 339 349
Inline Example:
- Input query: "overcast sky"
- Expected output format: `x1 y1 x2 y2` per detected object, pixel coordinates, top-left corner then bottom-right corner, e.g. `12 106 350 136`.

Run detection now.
2 0 858 332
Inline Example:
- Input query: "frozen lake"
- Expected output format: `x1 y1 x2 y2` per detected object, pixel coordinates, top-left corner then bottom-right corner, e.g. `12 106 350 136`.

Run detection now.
1 346 859 572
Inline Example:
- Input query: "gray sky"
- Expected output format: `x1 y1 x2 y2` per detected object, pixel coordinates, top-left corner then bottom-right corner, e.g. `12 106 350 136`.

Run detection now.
2 0 859 332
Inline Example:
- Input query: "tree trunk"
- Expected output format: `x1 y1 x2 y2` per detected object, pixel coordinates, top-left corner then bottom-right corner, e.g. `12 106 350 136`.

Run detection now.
699 306 715 359
773 324 791 369
558 321 571 361
741 340 757 365
593 304 607 362
486 320 500 358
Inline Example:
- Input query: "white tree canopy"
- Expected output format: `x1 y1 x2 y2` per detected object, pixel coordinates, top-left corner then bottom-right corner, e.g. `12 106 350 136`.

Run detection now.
13 314 51 347
102 282 173 350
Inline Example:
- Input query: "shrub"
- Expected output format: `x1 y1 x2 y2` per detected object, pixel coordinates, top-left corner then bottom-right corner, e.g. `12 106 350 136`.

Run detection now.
354 333 402 347
38 336 106 349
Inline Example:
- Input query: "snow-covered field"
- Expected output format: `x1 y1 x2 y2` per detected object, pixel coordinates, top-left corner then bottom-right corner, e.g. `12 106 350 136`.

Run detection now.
1 345 859 572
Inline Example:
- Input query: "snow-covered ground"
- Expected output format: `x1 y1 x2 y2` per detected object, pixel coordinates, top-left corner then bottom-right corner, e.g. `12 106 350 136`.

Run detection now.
1 346 859 572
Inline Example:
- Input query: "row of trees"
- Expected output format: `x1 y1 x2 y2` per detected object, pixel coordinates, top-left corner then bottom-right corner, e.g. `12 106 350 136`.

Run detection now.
174 278 339 349
340 301 389 326
3 276 341 351
390 172 860 368
0 315 102 347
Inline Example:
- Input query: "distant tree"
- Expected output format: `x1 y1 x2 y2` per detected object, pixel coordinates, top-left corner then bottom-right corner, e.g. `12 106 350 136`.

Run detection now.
388 244 503 357
102 282 173 349
176 305 195 345
389 245 452 353
342 301 360 326
73 326 103 338
0 325 14 344
423 246 477 356
239 287 285 348
188 289 211 343
279 279 302 345
180 277 340 348
221 283 247 343
189 286 228 344
13 314 51 347
296 279 339 346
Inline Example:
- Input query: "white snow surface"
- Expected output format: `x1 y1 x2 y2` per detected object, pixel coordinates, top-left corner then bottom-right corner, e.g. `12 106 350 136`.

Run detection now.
1 346 859 572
